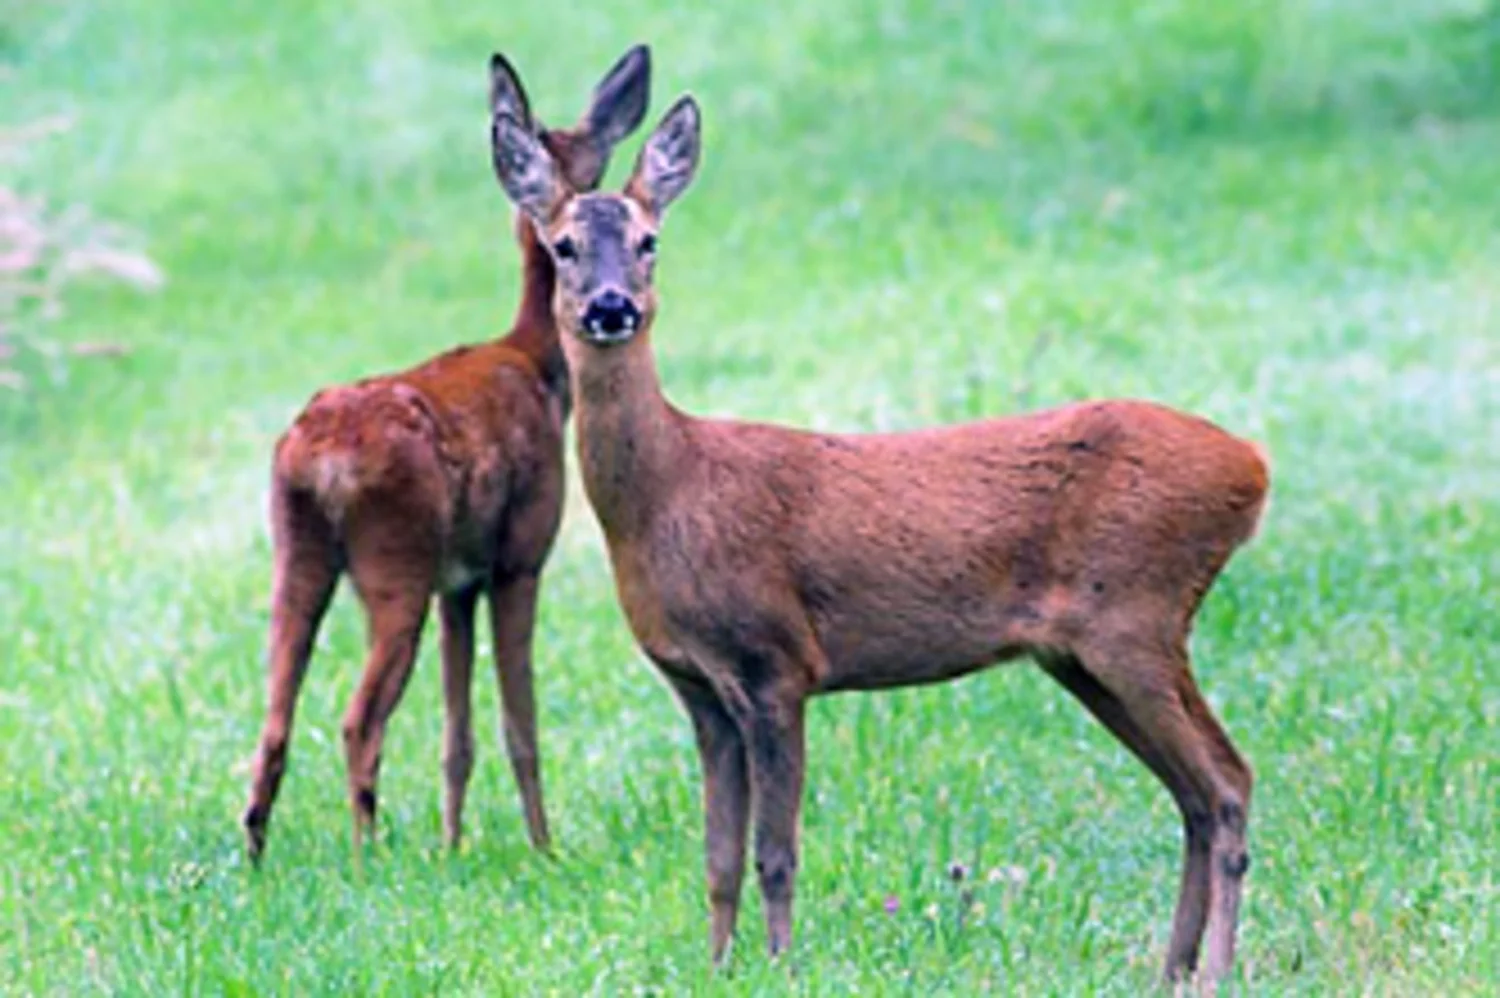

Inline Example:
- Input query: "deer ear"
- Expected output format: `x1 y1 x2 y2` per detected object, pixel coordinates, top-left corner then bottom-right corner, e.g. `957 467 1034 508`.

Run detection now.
586 44 651 150
555 44 651 193
492 112 563 223
488 52 533 130
626 95 701 216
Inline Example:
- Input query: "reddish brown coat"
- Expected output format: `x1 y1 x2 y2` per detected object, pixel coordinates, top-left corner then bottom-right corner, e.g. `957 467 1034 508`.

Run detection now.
491 93 1270 987
241 46 651 860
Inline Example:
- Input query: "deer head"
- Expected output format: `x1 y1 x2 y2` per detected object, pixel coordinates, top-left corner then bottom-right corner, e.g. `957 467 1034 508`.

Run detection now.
489 44 653 200
491 94 702 346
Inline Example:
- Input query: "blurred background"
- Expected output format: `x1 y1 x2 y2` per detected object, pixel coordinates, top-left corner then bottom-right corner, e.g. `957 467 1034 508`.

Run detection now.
2 0 1497 994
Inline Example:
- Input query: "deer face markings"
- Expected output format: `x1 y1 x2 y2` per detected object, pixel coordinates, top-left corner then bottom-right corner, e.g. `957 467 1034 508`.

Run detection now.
491 95 700 350
546 195 658 346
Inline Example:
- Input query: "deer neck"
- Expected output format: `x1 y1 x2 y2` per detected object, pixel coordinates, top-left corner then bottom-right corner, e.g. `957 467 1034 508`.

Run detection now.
566 327 687 539
501 214 569 405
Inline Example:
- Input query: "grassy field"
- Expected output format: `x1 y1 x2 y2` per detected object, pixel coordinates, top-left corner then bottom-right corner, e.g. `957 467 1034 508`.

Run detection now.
2 0 1497 993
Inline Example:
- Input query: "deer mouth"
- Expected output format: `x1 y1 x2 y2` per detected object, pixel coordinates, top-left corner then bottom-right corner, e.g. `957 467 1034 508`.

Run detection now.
578 305 641 346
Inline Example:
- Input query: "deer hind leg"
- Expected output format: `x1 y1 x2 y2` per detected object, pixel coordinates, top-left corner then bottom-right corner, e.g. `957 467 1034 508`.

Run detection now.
1040 654 1213 979
1076 640 1253 989
1176 674 1253 985
668 673 751 964
439 586 480 848
244 486 340 864
340 518 437 849
487 571 550 851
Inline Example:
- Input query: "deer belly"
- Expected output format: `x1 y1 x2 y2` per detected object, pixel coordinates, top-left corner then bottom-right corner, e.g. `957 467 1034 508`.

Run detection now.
811 597 1038 692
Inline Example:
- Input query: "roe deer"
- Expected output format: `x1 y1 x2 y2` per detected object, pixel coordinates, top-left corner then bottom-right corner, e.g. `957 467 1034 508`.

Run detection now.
491 97 1270 986
241 45 652 862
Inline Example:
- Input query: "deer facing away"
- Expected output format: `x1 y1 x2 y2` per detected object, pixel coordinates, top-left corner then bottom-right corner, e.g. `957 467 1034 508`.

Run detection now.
241 46 652 861
491 95 1270 986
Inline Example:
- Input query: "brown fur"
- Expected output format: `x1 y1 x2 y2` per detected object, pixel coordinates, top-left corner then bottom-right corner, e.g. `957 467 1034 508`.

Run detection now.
494 94 1270 987
241 46 652 861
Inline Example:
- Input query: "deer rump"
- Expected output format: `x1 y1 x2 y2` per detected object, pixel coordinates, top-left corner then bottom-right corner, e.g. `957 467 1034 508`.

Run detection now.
623 398 1269 694
272 346 564 588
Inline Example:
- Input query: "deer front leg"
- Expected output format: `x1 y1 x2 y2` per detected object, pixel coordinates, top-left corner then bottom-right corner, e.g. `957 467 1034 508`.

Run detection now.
669 675 751 964
488 571 550 851
745 692 807 957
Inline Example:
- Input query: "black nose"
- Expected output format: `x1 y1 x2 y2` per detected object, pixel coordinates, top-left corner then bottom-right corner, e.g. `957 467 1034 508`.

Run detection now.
582 290 641 338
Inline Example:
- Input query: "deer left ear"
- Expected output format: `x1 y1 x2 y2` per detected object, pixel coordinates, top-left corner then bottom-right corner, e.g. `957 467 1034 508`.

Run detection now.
492 112 564 224
488 52 533 130
626 95 701 217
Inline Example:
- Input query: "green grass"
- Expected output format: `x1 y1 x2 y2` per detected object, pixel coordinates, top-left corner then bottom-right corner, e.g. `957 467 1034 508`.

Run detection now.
2 0 1498 993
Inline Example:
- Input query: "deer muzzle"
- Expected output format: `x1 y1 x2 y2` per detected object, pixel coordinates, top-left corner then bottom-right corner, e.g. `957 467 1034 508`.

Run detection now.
580 288 642 345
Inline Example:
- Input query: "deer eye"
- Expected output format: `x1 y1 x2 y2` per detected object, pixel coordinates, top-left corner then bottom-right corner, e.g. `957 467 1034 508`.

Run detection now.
553 237 578 262
637 233 657 257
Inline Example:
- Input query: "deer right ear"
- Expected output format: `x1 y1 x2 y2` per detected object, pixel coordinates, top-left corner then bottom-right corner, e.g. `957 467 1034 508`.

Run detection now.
626 95 701 216
492 112 563 224
488 52 533 130
586 44 651 150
